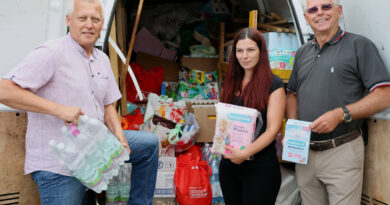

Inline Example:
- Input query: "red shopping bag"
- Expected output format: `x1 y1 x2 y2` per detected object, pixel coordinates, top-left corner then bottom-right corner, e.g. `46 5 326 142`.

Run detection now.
174 145 212 205
121 109 144 130
126 63 164 103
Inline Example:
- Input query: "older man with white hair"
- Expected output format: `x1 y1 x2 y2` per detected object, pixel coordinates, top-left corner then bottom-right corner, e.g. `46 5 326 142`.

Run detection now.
287 0 390 204
0 0 159 204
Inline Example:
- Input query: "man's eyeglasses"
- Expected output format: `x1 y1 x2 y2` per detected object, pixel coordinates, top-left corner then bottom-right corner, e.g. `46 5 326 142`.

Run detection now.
306 4 337 14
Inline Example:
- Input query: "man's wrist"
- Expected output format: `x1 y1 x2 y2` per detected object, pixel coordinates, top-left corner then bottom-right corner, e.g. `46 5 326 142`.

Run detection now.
53 103 63 119
335 107 344 124
341 106 352 123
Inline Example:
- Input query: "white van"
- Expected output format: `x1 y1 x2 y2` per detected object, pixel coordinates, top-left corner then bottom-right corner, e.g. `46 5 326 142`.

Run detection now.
0 0 389 204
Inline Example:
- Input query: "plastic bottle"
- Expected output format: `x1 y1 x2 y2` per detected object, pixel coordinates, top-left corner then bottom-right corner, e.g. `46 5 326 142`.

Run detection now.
202 143 212 163
50 140 107 193
210 154 224 204
77 116 126 181
49 116 130 193
61 125 109 192
106 175 119 205
118 163 132 204
79 116 129 164
62 126 109 175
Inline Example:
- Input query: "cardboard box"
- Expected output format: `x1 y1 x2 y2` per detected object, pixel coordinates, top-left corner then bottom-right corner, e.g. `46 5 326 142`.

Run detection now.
181 56 218 72
133 27 176 61
160 48 177 61
154 172 175 198
282 119 311 164
180 57 218 142
134 27 164 58
152 198 177 205
158 157 176 172
154 157 177 198
136 52 179 82
193 106 216 142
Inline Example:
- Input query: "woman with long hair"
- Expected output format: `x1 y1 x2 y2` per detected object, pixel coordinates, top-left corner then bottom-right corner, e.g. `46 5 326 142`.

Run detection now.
219 27 286 204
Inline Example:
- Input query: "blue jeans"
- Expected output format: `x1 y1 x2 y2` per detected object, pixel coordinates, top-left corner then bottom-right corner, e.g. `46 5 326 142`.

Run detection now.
125 130 159 205
31 171 86 205
31 130 159 205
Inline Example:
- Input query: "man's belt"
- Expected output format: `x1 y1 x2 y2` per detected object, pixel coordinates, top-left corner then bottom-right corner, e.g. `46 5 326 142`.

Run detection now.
310 130 361 151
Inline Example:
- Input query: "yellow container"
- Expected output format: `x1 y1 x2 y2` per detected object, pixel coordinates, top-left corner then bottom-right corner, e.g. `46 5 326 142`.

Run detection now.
271 69 292 80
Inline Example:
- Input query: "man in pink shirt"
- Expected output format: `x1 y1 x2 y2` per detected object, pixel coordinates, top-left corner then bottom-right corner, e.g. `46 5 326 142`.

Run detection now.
0 0 158 204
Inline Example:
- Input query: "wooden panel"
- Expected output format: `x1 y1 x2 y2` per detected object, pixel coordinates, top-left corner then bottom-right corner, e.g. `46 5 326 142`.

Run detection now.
115 0 127 87
362 119 390 205
0 112 40 204
114 0 127 115
115 0 127 56
220 62 229 73
118 0 144 116
218 22 225 92
109 17 119 84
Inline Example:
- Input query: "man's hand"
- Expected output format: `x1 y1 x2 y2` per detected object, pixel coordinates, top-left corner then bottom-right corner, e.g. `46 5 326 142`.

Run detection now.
310 108 343 133
223 146 250 165
103 103 131 154
56 105 84 126
117 134 131 154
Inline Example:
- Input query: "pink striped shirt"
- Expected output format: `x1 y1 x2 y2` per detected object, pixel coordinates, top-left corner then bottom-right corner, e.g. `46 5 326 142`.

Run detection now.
4 34 121 176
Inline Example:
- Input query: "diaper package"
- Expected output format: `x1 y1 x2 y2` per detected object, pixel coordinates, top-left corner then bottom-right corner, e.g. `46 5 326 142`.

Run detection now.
212 102 261 155
282 119 311 164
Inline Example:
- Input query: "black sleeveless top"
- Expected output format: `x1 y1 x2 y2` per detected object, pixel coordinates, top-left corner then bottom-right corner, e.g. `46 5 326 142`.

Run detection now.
226 75 284 165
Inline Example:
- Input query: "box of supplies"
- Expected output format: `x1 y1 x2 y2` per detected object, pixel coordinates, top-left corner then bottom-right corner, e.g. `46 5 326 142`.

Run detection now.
282 119 311 164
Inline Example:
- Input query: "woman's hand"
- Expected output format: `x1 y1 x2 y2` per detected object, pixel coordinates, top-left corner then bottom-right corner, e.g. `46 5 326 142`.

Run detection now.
223 145 250 165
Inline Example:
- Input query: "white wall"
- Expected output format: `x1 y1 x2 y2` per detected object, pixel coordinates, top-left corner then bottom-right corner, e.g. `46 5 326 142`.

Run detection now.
0 0 48 78
341 0 390 73
0 0 67 78
0 0 68 111
342 0 390 119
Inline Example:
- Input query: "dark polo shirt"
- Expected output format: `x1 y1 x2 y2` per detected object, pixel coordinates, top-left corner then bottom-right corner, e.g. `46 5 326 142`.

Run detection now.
287 28 390 141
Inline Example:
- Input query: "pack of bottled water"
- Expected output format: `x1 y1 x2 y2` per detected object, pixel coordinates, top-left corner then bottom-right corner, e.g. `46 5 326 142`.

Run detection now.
209 154 224 204
49 115 130 193
202 143 224 204
106 163 132 205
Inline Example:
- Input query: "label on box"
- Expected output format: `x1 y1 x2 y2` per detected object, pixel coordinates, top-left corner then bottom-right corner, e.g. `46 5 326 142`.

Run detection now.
282 119 311 164
158 157 176 172
154 172 175 197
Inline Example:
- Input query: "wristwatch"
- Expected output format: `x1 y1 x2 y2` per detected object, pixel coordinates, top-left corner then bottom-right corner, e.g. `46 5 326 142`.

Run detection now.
342 106 352 123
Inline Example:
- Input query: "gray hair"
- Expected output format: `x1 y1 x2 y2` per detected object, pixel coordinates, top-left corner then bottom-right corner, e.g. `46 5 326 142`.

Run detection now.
67 0 104 17
302 0 341 10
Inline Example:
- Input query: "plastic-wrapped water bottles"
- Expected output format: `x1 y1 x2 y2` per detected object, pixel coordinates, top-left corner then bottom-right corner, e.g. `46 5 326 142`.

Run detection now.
48 115 130 193
49 140 107 193
79 115 129 164
62 126 108 175
106 175 119 205
106 163 132 205
202 144 224 203
118 163 132 204
210 154 224 204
